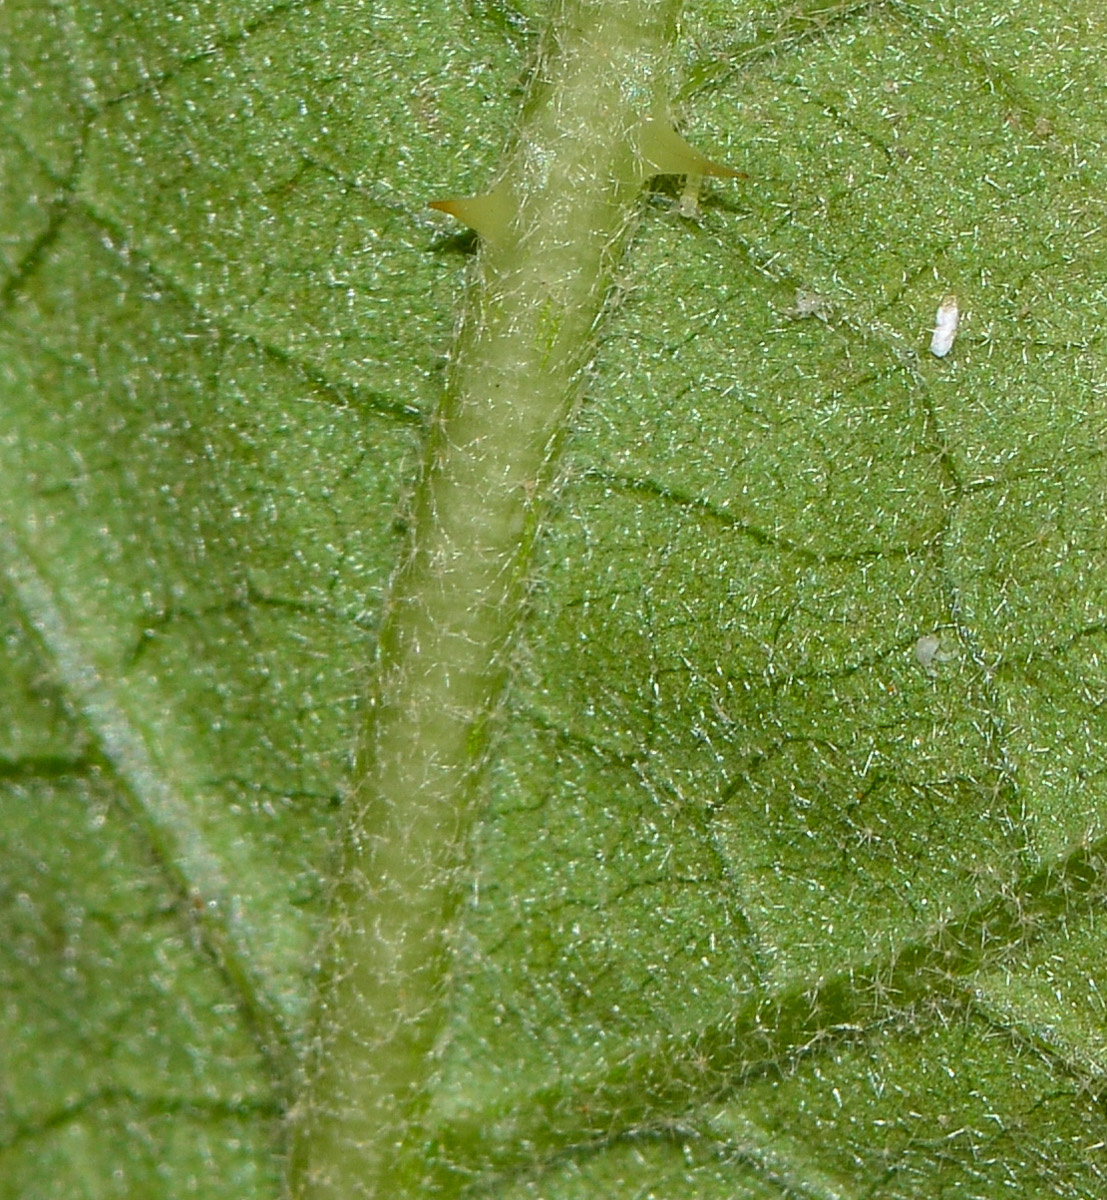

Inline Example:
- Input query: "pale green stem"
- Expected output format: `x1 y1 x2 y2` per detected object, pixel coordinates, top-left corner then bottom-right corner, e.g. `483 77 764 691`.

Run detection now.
289 2 684 1194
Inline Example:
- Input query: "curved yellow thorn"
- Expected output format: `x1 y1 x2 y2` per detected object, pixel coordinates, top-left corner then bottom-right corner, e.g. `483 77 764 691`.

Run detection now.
636 114 744 180
428 183 515 243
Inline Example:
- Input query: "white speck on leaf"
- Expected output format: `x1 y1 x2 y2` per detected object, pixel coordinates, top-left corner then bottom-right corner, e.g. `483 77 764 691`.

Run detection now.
929 294 959 357
794 289 829 319
916 632 956 674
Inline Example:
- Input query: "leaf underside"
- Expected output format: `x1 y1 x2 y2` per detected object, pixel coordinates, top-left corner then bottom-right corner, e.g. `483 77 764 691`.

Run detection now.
3 0 1107 1197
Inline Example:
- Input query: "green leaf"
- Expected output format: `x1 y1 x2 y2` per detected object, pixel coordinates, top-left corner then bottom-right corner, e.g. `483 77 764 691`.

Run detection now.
3 0 1107 1197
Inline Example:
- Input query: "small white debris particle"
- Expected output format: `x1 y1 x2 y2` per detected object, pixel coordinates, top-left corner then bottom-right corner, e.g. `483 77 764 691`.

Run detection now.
929 294 959 358
915 633 943 669
916 632 956 674
794 288 828 319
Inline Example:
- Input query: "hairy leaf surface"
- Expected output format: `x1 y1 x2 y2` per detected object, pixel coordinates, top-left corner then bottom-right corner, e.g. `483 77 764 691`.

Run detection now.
2 0 1106 1196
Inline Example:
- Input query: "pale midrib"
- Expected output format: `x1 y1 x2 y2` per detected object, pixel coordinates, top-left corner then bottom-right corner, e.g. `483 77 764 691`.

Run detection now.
289 2 685 1195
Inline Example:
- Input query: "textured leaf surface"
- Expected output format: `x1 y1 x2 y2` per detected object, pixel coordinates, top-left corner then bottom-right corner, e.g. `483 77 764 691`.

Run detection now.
3 0 1107 1196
